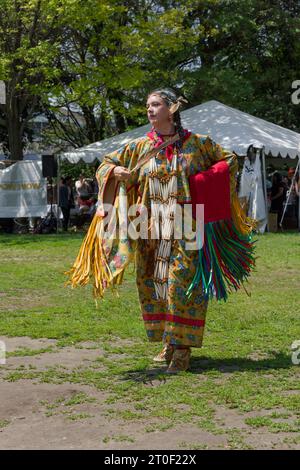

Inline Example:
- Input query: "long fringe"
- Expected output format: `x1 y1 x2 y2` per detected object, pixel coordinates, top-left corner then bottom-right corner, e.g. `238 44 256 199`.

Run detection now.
65 215 114 298
186 194 257 302
231 191 257 236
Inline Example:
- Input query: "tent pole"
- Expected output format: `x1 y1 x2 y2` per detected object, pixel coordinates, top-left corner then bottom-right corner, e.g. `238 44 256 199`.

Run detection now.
280 157 300 228
298 156 300 232
279 158 300 228
261 147 268 233
56 154 61 234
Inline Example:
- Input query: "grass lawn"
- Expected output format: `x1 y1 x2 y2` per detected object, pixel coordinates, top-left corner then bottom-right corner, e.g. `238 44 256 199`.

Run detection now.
0 231 299 449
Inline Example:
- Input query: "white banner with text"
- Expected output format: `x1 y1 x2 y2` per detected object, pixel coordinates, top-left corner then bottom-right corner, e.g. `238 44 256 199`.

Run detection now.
0 161 47 218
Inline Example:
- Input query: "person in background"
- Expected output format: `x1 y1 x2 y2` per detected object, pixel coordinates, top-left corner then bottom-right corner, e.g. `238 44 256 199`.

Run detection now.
75 174 90 198
292 172 299 225
59 177 70 231
270 172 286 227
282 175 289 189
92 176 99 196
290 171 300 224
59 176 74 231
65 176 75 210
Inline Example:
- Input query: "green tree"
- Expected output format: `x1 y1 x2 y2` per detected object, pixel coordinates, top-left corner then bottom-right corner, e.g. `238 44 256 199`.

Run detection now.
1 0 299 160
44 0 200 148
0 0 65 160
183 0 300 130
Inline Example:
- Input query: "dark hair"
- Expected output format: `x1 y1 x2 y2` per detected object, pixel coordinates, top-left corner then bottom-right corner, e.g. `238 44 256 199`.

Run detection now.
148 88 188 147
272 172 282 185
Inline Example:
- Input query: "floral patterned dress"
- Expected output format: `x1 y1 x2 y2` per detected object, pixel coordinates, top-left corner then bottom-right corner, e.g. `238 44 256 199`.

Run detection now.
95 130 238 348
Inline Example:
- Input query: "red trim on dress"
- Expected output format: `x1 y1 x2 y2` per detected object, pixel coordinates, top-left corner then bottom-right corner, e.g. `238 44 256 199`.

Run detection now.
143 313 205 327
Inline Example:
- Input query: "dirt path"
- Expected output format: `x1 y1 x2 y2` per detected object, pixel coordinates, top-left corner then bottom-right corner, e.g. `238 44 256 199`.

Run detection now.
0 336 299 450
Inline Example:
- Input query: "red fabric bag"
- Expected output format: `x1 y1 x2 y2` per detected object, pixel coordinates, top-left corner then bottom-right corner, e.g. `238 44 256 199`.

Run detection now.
189 160 231 223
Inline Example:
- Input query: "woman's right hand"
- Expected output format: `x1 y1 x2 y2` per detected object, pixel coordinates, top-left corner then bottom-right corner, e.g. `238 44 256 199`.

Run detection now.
113 166 131 182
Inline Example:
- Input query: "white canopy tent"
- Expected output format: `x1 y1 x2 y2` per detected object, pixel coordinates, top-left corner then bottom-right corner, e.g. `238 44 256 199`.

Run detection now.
59 100 300 231
61 100 300 163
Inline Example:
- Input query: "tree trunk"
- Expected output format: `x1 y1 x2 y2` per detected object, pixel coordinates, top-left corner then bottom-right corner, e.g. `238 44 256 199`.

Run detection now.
82 105 105 143
6 88 24 161
114 111 126 134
